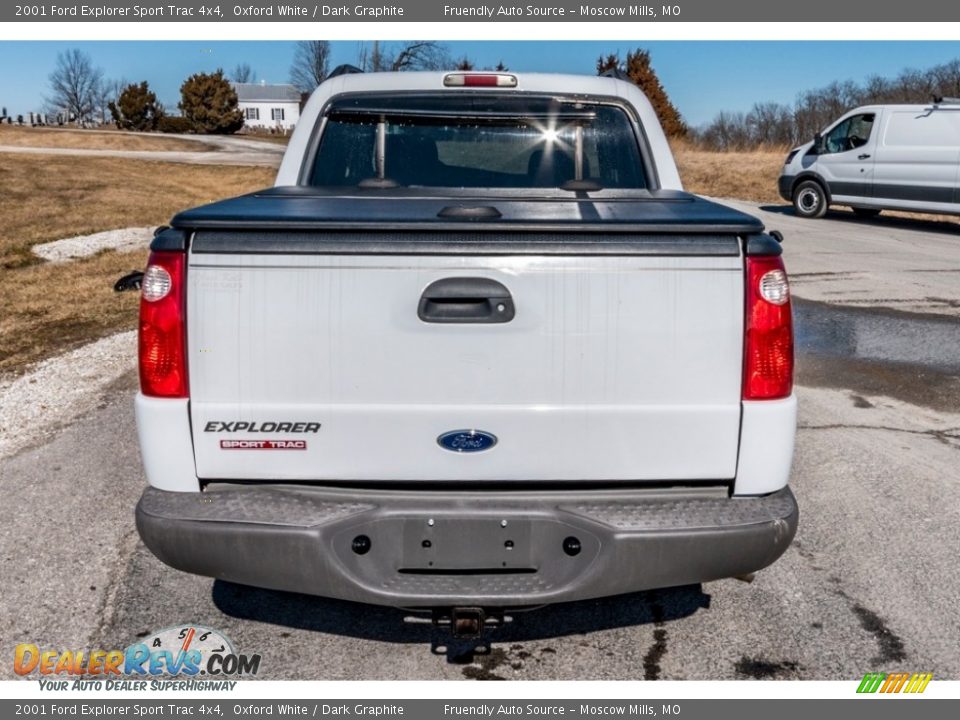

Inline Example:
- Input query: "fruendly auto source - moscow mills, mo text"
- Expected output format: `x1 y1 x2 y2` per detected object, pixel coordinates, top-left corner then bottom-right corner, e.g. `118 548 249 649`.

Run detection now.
443 5 663 17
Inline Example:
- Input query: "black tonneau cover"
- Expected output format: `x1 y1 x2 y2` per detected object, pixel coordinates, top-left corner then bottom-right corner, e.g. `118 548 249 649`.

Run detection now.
168 186 766 257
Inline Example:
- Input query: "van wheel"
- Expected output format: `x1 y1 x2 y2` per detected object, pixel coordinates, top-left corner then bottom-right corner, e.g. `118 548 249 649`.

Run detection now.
853 208 881 218
792 180 828 218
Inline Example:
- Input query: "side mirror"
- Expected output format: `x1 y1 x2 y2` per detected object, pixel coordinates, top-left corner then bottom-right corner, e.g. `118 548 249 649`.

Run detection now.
813 132 823 155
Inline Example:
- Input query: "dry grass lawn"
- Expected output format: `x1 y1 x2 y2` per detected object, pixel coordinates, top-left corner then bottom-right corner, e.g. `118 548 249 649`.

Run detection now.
0 154 273 268
0 125 213 152
672 141 787 204
0 154 274 372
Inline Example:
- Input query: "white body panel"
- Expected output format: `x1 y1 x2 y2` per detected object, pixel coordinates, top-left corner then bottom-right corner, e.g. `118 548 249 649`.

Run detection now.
815 120 876 203
734 396 797 496
873 108 960 207
136 394 198 492
187 253 744 482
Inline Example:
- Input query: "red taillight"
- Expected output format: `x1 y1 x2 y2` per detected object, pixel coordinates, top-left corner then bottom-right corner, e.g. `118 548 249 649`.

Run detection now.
743 255 794 400
443 73 518 88
139 250 188 398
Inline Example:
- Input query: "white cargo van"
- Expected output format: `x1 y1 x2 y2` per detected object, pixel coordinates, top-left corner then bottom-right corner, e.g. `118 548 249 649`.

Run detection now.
779 101 960 219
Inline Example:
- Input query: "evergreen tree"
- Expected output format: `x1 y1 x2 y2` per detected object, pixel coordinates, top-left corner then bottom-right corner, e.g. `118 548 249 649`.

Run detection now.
598 50 687 137
178 69 244 134
108 81 164 131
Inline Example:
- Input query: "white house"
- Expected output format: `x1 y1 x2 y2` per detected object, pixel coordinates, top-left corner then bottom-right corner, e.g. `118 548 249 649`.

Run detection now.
233 81 302 132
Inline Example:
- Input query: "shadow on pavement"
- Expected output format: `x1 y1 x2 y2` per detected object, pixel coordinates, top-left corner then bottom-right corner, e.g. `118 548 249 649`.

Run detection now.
757 204 796 216
212 580 710 663
758 203 960 234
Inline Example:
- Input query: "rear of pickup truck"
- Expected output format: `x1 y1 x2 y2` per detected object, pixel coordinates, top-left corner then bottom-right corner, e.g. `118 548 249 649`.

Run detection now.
134 72 797 610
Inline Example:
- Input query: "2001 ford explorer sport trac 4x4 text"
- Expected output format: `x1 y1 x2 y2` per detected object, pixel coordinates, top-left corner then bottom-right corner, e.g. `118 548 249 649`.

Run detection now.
133 69 798 621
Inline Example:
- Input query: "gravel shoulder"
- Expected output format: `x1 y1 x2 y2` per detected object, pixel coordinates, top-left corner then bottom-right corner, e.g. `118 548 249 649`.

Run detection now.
0 331 136 458
32 227 155 263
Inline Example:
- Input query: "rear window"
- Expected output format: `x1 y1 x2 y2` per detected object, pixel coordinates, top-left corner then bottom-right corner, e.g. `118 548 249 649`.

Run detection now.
309 94 648 190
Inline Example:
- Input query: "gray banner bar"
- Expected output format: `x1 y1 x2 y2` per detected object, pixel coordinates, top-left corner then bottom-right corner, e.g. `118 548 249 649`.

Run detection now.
4 1 959 23
1 700 959 719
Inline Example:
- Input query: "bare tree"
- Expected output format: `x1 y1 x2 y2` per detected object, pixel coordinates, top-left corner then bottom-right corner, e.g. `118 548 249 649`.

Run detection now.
390 41 450 71
929 59 960 99
47 49 103 126
289 40 330 92
232 63 255 84
357 41 386 72
94 81 109 125
747 102 794 146
357 41 451 72
91 77 131 126
694 55 960 150
94 78 120 125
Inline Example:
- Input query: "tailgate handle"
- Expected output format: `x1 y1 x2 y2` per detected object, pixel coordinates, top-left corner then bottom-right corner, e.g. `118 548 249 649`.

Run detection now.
418 277 515 324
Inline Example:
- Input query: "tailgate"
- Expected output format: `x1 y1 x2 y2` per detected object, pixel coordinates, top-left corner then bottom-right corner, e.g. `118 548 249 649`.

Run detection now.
186 241 744 483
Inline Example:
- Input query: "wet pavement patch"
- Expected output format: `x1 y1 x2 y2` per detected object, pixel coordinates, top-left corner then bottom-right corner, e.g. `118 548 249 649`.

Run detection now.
734 657 801 679
831 585 908 665
796 354 960 413
847 600 908 664
642 603 668 681
794 298 960 411
461 648 509 680
794 298 960 372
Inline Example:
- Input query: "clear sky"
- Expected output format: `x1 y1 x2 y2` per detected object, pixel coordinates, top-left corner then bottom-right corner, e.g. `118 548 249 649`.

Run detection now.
1 40 959 126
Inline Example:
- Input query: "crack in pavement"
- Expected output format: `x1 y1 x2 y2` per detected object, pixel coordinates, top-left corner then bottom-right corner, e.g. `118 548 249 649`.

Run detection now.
798 423 960 449
87 527 142 649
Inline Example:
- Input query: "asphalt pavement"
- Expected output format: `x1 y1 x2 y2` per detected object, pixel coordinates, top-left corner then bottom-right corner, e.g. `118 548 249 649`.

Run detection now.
1 202 958 681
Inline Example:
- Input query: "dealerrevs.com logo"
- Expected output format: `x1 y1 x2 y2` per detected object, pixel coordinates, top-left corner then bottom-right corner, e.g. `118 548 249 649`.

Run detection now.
14 625 260 691
857 672 933 694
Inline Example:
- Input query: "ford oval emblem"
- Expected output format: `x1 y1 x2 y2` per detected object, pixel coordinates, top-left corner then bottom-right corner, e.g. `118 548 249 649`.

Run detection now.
437 429 498 453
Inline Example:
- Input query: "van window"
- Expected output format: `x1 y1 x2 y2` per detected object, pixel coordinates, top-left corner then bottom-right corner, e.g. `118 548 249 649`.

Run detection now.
884 110 960 148
822 113 875 154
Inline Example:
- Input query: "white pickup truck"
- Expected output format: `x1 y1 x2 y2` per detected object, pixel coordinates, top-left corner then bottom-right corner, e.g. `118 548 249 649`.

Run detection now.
135 70 797 629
